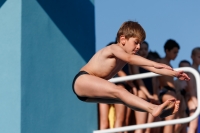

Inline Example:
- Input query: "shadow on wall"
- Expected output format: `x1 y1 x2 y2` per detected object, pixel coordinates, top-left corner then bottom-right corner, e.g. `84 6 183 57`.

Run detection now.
0 0 6 7
21 1 96 133
37 0 95 62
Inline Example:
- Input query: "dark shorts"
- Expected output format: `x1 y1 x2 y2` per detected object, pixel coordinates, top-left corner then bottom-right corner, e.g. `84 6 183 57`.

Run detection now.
180 89 186 96
159 86 176 103
72 71 89 101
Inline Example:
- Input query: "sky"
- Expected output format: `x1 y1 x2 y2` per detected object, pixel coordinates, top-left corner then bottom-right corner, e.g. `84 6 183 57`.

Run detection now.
95 0 200 68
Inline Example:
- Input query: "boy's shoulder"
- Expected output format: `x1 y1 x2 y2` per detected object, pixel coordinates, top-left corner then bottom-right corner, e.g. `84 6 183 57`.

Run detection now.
101 44 127 59
106 43 123 51
99 44 119 56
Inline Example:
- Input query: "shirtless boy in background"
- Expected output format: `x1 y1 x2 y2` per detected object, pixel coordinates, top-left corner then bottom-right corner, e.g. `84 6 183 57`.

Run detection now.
187 47 200 133
158 39 181 133
174 60 191 133
72 21 190 121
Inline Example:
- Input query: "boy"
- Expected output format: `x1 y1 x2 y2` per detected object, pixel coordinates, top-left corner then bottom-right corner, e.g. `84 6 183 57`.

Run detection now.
72 21 190 119
187 47 200 133
174 60 191 133
158 39 181 133
98 42 135 131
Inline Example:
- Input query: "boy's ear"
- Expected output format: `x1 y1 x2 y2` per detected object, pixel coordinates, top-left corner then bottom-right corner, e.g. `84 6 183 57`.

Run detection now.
120 35 126 45
165 49 170 54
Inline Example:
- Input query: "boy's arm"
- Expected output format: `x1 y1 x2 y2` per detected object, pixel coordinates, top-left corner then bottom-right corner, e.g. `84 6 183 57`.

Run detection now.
110 45 172 70
152 77 160 104
117 70 138 95
129 65 153 99
141 66 190 81
186 73 197 103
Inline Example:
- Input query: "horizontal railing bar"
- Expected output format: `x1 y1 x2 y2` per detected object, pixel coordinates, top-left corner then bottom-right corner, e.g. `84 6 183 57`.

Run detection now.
93 67 200 133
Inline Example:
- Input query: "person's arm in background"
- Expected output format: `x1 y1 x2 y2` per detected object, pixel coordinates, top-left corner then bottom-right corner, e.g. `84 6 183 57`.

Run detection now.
186 73 198 106
152 77 160 104
117 70 138 95
129 64 154 99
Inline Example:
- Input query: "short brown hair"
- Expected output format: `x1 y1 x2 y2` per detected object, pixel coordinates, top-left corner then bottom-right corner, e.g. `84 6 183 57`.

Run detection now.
191 47 200 56
116 21 146 43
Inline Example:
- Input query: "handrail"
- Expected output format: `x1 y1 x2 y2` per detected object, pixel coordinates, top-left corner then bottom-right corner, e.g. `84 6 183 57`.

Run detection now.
93 67 200 133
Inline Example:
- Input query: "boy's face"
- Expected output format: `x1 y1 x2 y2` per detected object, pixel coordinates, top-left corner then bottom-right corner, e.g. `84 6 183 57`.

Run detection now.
192 50 200 65
121 36 141 55
138 43 148 58
166 47 179 60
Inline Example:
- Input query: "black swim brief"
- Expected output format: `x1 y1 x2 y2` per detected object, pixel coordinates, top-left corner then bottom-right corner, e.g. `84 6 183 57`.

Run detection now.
159 86 176 103
180 89 186 96
72 71 89 101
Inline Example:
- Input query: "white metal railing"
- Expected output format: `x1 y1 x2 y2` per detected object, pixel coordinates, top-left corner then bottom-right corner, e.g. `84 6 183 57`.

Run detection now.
93 67 200 133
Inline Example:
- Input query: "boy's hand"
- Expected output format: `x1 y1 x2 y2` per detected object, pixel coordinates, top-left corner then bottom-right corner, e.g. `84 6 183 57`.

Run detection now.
147 94 154 100
153 63 173 70
176 71 190 81
150 98 160 105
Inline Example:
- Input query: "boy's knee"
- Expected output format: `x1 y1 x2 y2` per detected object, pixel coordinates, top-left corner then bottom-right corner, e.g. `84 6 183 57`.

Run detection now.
116 85 126 90
112 86 126 97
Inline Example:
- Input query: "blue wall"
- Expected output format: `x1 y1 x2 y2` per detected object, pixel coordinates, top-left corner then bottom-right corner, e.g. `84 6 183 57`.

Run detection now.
0 1 21 133
0 0 97 133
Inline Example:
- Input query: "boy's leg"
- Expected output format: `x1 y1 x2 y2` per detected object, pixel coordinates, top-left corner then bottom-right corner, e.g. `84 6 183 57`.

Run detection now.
152 117 162 133
74 74 180 117
174 93 185 133
162 91 177 133
113 84 127 131
124 88 135 133
145 113 155 133
98 103 110 129
134 90 148 133
114 103 126 130
187 98 198 133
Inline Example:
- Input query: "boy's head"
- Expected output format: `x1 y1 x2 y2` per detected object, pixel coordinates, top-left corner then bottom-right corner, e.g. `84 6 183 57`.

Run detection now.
138 41 149 58
179 60 191 67
164 39 180 60
117 21 146 43
147 51 161 62
191 47 200 65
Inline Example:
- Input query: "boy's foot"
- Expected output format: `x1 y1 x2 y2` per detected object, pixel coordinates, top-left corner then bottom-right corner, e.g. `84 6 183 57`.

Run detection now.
151 99 180 118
